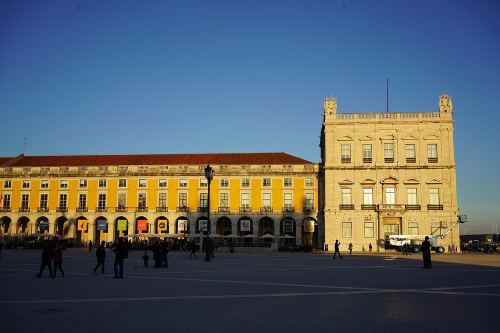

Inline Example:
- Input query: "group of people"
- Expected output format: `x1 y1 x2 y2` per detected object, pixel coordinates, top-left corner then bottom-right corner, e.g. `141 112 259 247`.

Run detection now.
35 241 64 278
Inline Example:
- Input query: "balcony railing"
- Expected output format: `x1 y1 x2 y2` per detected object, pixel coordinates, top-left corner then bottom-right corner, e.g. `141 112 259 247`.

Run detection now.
239 207 252 212
76 207 88 212
37 207 49 212
282 207 295 213
384 158 394 163
363 158 372 163
303 207 316 213
197 207 208 213
427 205 443 210
260 207 273 213
115 207 128 212
428 158 438 163
406 158 416 163
339 204 354 210
361 204 376 210
156 207 168 212
341 157 351 163
177 206 189 212
0 207 11 212
56 207 68 212
19 207 30 212
136 207 148 212
96 207 108 212
218 207 230 213
406 205 421 210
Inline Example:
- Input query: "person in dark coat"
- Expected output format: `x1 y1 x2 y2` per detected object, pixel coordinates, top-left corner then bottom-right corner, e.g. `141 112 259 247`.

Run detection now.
333 239 342 259
35 241 54 277
53 243 65 277
421 236 432 269
153 243 162 268
94 241 107 275
161 240 169 267
112 237 127 278
189 239 197 259
88 240 93 252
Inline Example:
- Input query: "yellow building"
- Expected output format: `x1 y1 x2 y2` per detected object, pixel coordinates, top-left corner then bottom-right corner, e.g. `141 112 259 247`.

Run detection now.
0 153 319 249
319 94 460 252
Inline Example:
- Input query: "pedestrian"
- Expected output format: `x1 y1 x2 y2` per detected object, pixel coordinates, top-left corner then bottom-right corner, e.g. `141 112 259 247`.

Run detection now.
406 242 412 256
333 240 342 259
35 241 54 278
112 237 127 278
161 240 169 267
189 239 197 259
88 240 93 252
53 243 65 278
421 236 432 269
94 241 106 275
348 242 353 255
153 243 162 268
369 243 373 252
142 252 150 268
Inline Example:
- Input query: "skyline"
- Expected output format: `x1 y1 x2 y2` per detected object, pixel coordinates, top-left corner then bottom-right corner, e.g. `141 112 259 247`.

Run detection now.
1 0 499 234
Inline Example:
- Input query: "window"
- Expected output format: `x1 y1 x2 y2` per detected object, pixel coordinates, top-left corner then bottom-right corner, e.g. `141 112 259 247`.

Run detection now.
305 178 314 187
342 222 352 238
138 193 146 208
342 188 351 204
4 180 11 188
40 194 48 209
118 193 126 208
241 178 249 187
200 179 208 187
59 194 67 208
406 144 416 163
2 194 11 208
284 178 292 187
41 180 49 188
408 222 419 235
263 178 271 187
179 179 187 187
428 144 438 163
98 194 106 209
341 144 351 163
305 193 314 208
284 193 292 208
262 193 271 208
220 179 229 187
179 193 187 207
362 144 372 163
159 179 167 187
79 194 87 208
200 193 208 208
79 179 87 188
99 179 107 188
22 180 30 188
364 222 374 238
407 189 417 205
384 143 394 163
363 188 373 205
241 193 250 208
21 194 29 209
385 187 395 204
139 179 147 187
158 193 167 208
119 179 127 188
220 193 228 208
429 188 440 205
60 180 68 188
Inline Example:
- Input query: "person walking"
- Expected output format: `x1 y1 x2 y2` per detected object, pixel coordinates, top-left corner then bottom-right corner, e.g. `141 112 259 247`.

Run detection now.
333 240 343 259
88 240 93 252
94 241 106 275
348 243 353 255
153 243 162 268
421 236 432 269
142 252 150 268
35 241 54 278
53 243 65 278
189 239 197 259
112 237 127 278
161 240 169 267
369 243 373 252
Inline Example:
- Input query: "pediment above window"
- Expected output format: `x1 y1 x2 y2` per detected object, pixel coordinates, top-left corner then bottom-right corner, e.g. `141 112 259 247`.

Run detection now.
379 134 396 141
360 178 376 185
425 178 442 184
339 179 354 185
403 178 420 185
380 176 399 184
337 136 353 141
423 134 440 140
358 136 374 141
401 135 418 140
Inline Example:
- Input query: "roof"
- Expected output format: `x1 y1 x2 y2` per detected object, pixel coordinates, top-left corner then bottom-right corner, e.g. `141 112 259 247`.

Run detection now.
0 157 14 167
0 153 314 167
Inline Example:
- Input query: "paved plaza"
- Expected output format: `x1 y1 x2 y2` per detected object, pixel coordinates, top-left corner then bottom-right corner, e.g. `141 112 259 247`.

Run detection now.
1 248 499 332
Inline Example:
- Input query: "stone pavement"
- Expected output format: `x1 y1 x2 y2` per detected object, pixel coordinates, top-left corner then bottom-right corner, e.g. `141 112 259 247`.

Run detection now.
1 249 499 332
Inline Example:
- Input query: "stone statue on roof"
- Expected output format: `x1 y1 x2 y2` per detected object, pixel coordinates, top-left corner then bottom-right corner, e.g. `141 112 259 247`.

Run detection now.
439 93 452 113
324 95 337 114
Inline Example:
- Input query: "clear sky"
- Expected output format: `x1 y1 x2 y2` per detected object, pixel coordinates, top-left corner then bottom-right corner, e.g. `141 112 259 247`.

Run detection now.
1 0 499 234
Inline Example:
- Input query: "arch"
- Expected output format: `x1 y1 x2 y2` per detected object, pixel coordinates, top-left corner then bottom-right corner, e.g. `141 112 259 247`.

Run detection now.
135 216 149 233
339 178 354 185
301 217 318 249
75 216 89 247
17 216 30 236
237 216 253 236
0 216 12 236
216 216 232 236
258 216 275 236
155 216 169 234
55 216 69 240
114 216 129 241
94 216 108 245
175 216 190 235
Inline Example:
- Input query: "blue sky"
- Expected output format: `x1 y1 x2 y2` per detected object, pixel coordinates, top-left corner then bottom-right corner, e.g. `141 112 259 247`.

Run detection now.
1 0 499 234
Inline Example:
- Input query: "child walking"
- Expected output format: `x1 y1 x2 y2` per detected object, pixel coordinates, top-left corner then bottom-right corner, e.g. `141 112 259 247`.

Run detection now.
53 243 65 277
142 252 150 268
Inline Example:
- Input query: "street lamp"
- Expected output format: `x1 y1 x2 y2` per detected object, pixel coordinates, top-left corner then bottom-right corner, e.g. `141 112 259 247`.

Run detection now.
204 165 215 262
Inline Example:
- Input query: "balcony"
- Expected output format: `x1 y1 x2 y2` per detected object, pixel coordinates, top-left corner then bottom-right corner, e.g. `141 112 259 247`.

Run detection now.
406 205 421 210
377 204 405 211
303 207 316 213
197 207 208 213
427 205 443 210
37 207 49 213
136 207 148 212
239 207 252 213
282 207 295 213
156 207 168 212
339 204 354 210
363 158 372 163
218 207 230 213
115 207 128 212
177 206 189 212
95 207 108 213
76 207 88 212
19 207 31 213
260 207 273 213
0 207 11 212
56 207 68 213
361 204 377 210
428 158 438 163
406 158 416 163
341 157 351 163
384 158 394 163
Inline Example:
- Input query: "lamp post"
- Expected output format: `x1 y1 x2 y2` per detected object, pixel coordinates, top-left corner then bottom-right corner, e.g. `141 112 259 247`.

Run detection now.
204 165 214 262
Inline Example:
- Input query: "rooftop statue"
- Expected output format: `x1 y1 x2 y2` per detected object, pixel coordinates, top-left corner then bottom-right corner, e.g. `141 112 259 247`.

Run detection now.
324 95 337 114
439 93 452 113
